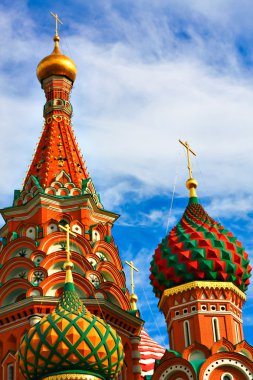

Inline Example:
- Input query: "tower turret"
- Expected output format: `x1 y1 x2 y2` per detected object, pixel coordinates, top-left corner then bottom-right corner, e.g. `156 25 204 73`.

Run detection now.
150 141 251 353
0 15 144 380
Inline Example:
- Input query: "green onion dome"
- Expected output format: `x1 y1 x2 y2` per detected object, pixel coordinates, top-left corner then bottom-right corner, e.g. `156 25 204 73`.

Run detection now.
18 279 124 379
150 196 252 298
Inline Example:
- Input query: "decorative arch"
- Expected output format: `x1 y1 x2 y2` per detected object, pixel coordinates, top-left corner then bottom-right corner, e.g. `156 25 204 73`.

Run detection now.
182 342 210 361
42 251 91 275
39 232 90 256
1 351 16 380
42 272 94 298
235 341 253 360
99 282 131 310
211 337 234 354
0 238 37 264
97 261 126 287
151 357 196 380
94 241 122 268
199 352 253 380
0 279 31 307
0 257 34 283
30 250 46 266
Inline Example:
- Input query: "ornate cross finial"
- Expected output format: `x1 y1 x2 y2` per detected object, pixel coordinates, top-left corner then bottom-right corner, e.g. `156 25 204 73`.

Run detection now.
59 224 76 263
179 139 196 179
50 12 63 36
125 260 139 295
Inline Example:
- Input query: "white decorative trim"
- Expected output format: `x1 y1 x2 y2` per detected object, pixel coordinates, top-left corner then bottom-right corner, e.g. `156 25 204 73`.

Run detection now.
159 365 193 379
203 358 253 380
221 374 234 380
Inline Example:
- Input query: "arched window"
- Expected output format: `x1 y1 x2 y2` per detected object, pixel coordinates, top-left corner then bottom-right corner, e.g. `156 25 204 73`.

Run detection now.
26 226 36 239
7 364 14 380
234 321 240 343
212 317 220 342
183 320 191 347
221 374 234 380
92 230 100 242
59 219 68 227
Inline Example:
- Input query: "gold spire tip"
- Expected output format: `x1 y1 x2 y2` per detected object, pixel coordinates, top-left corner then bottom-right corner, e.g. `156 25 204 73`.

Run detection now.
179 139 198 197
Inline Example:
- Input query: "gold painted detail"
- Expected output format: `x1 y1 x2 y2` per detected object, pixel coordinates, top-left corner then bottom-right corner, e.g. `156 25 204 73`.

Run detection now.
159 281 246 309
42 374 102 380
46 115 71 124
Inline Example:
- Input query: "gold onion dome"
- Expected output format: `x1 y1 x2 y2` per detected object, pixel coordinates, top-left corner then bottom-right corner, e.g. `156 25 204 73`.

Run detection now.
17 264 124 380
37 35 77 83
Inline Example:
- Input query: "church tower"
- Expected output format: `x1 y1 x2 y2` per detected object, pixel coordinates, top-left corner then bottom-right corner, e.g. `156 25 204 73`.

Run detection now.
150 141 253 379
0 18 144 380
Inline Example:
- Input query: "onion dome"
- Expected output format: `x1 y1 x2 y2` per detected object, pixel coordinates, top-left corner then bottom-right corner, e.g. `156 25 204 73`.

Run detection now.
150 178 252 298
139 329 165 379
37 35 77 83
18 258 124 379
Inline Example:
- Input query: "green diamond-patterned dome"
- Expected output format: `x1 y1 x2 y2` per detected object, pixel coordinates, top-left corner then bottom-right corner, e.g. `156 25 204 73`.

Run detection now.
18 281 124 379
150 196 252 298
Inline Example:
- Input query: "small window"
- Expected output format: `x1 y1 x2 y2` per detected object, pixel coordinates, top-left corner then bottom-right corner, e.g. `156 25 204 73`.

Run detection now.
191 306 196 312
201 305 207 311
212 317 220 342
59 219 68 227
26 227 36 239
183 320 191 347
211 305 216 311
72 224 82 235
92 230 100 242
47 223 58 234
220 305 226 311
7 364 14 380
183 308 188 314
234 321 240 343
221 374 233 380
175 311 180 316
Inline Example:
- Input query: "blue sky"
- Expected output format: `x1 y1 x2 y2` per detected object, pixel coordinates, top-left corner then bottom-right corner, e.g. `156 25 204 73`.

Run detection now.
1 0 253 346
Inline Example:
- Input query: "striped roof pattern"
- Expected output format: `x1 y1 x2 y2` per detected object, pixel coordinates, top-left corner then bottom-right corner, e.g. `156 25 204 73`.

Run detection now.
139 329 165 378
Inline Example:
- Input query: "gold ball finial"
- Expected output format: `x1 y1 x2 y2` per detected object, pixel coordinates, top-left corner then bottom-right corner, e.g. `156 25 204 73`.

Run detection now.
186 178 198 197
37 35 77 83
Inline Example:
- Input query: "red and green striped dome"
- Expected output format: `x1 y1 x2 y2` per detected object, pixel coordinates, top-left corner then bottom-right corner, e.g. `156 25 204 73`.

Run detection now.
150 196 252 298
18 281 124 379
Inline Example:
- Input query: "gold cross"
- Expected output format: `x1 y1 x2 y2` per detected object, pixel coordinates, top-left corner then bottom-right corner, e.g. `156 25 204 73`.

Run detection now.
50 12 63 36
59 224 77 262
125 260 139 295
179 139 196 179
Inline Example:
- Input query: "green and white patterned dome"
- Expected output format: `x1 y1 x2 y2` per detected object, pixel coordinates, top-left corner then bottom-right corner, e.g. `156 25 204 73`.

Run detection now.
18 263 124 380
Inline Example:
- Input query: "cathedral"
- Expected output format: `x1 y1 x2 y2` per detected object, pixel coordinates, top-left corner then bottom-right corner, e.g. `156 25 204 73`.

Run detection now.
0 17 253 380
